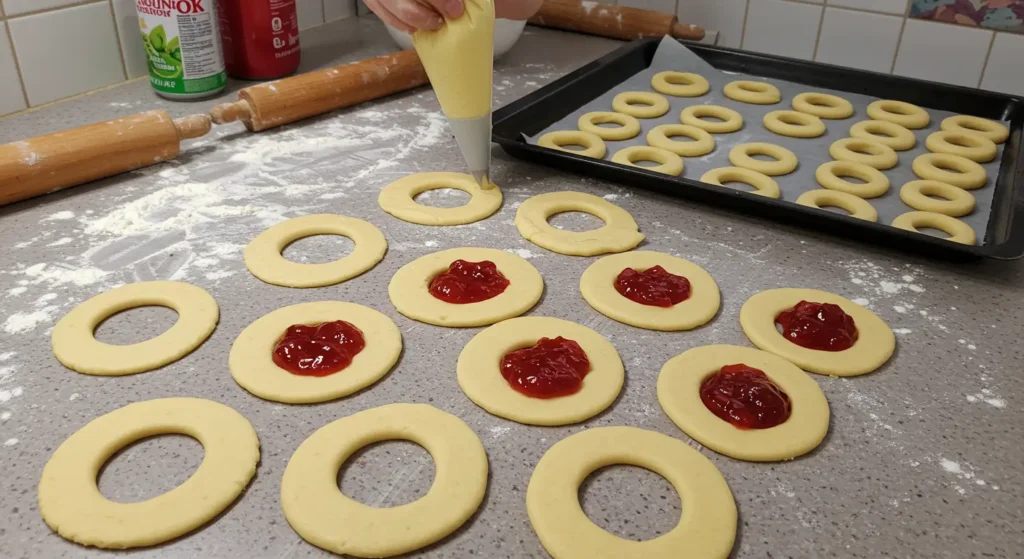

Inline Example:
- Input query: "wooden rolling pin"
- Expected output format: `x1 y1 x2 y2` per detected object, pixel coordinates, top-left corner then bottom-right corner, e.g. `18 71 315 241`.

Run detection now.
0 112 210 207
529 0 705 41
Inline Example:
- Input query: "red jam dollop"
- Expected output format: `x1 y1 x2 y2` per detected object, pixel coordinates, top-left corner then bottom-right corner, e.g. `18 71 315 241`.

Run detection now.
614 266 691 308
272 321 366 377
500 337 591 399
700 364 791 430
776 300 858 352
429 260 510 304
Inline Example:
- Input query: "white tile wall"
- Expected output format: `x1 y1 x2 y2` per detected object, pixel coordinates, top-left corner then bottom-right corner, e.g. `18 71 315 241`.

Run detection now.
742 0 823 61
826 0 907 15
297 0 326 30
815 7 902 73
677 0 747 48
2 0 83 17
981 31 1024 96
618 0 678 15
0 25 27 114
111 0 147 78
325 0 357 22
893 19 992 87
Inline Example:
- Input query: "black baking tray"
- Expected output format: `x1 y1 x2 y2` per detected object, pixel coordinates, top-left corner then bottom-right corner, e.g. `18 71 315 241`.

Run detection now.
492 38 1024 261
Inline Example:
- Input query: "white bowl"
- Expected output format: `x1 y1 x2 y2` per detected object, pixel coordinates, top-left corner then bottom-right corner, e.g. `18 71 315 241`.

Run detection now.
384 18 527 59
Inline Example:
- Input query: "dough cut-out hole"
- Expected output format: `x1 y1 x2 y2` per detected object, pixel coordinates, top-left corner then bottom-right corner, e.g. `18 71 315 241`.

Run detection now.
834 174 868 185
596 122 625 129
780 114 805 125
548 211 606 232
665 133 699 142
627 101 654 108
933 162 965 174
282 234 355 264
98 434 204 503
94 306 179 345
750 153 780 162
338 440 436 507
695 115 725 123
917 226 952 239
819 205 852 216
579 465 681 542
720 180 759 193
413 188 472 209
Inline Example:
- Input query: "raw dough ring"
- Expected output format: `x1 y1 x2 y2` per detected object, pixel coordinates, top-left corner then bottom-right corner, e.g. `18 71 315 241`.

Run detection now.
281 403 487 558
611 145 684 176
680 105 744 134
646 124 715 156
849 120 916 151
912 153 987 190
763 110 826 138
229 301 402 403
740 288 895 376
527 426 736 559
538 130 607 159
52 281 218 376
925 130 998 163
39 398 259 548
514 191 644 256
657 345 830 462
866 100 930 129
728 142 798 176
379 172 503 226
815 160 890 198
388 247 543 327
795 189 878 222
941 115 1009 144
792 92 854 119
579 251 720 331
700 167 780 199
899 180 975 217
611 91 670 118
724 80 781 104
651 71 710 97
457 316 624 425
577 111 641 141
892 211 977 245
829 138 898 170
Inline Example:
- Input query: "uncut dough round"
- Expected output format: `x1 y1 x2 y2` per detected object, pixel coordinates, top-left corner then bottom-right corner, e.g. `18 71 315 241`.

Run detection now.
925 130 998 163
388 247 543 327
849 120 916 151
728 142 798 176
52 281 218 376
792 92 853 119
245 214 387 288
816 160 890 198
612 91 670 118
763 110 826 138
657 345 830 462
379 172 502 226
651 71 710 97
899 180 975 217
578 111 641 141
457 316 624 425
912 153 987 190
281 403 487 558
229 301 402 404
515 191 644 256
740 288 895 376
941 115 1009 144
646 124 715 156
867 100 930 129
680 105 744 134
537 130 607 158
700 166 781 198
724 80 780 104
579 251 720 331
39 398 259 549
892 211 977 245
796 189 878 222
829 138 898 170
527 426 736 559
611 145 684 176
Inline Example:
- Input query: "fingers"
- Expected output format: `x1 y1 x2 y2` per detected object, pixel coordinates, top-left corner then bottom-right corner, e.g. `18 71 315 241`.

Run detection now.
417 0 464 19
366 0 444 32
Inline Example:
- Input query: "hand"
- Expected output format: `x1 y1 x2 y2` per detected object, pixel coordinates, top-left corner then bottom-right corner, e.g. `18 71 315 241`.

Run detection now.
365 0 464 33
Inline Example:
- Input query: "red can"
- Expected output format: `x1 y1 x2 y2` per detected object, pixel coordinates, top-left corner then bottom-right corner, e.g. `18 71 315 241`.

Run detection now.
217 0 301 80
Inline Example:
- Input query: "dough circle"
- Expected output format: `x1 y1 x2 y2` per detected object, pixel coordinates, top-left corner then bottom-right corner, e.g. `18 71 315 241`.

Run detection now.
579 251 720 331
728 142 798 176
723 80 781 104
527 426 737 559
38 398 259 548
610 145 684 176
657 345 830 462
815 160 890 198
925 130 997 163
651 71 710 97
514 191 644 256
866 100 930 129
796 189 879 222
378 172 502 226
892 211 977 245
912 153 987 190
701 166 781 198
763 110 827 138
792 92 854 119
899 179 975 217
612 91 670 118
646 124 715 156
577 111 641 141
388 247 543 327
940 115 1009 144
245 214 387 288
740 288 895 376
281 403 487 558
457 316 624 426
229 301 402 404
828 138 898 170
52 281 218 376
538 130 607 158
849 120 917 151
680 105 744 134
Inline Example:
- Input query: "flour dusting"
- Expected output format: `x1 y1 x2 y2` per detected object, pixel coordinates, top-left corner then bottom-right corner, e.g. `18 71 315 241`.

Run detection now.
506 248 541 259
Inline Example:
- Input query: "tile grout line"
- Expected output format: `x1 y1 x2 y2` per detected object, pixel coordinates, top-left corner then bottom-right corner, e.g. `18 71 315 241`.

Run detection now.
3 18 31 109
978 31 997 89
105 0 130 82
784 0 903 17
810 5 827 62
4 0 107 20
739 0 751 50
323 0 328 24
889 14 907 74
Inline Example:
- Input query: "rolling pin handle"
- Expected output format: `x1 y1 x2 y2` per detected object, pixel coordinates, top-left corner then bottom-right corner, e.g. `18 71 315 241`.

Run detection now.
670 22 705 41
173 115 213 140
209 100 253 125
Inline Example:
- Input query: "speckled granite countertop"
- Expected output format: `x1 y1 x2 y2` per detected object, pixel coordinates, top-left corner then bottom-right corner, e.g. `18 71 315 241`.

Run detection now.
1 15 1022 559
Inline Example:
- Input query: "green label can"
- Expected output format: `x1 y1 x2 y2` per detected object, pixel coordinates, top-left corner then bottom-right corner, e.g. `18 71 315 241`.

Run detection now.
136 0 226 99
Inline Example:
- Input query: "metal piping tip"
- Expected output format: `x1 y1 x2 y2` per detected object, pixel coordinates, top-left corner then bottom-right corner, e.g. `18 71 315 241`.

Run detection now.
471 169 492 189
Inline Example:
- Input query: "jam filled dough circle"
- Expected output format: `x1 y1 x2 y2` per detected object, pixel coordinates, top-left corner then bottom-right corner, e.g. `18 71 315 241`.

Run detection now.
728 142 798 176
611 145 684 176
680 105 744 134
612 91 670 118
899 180 975 217
724 80 781 104
379 172 503 226
646 124 715 156
700 167 781 199
651 71 710 97
281 403 487 558
537 130 607 159
892 211 977 245
740 288 895 376
792 92 854 119
815 160 890 198
514 191 644 256
527 426 737 559
912 153 987 190
577 111 641 141
52 281 218 376
866 100 930 129
39 398 259 549
849 120 916 151
796 189 878 222
763 110 826 138
657 345 830 462
457 316 624 426
941 115 1009 144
